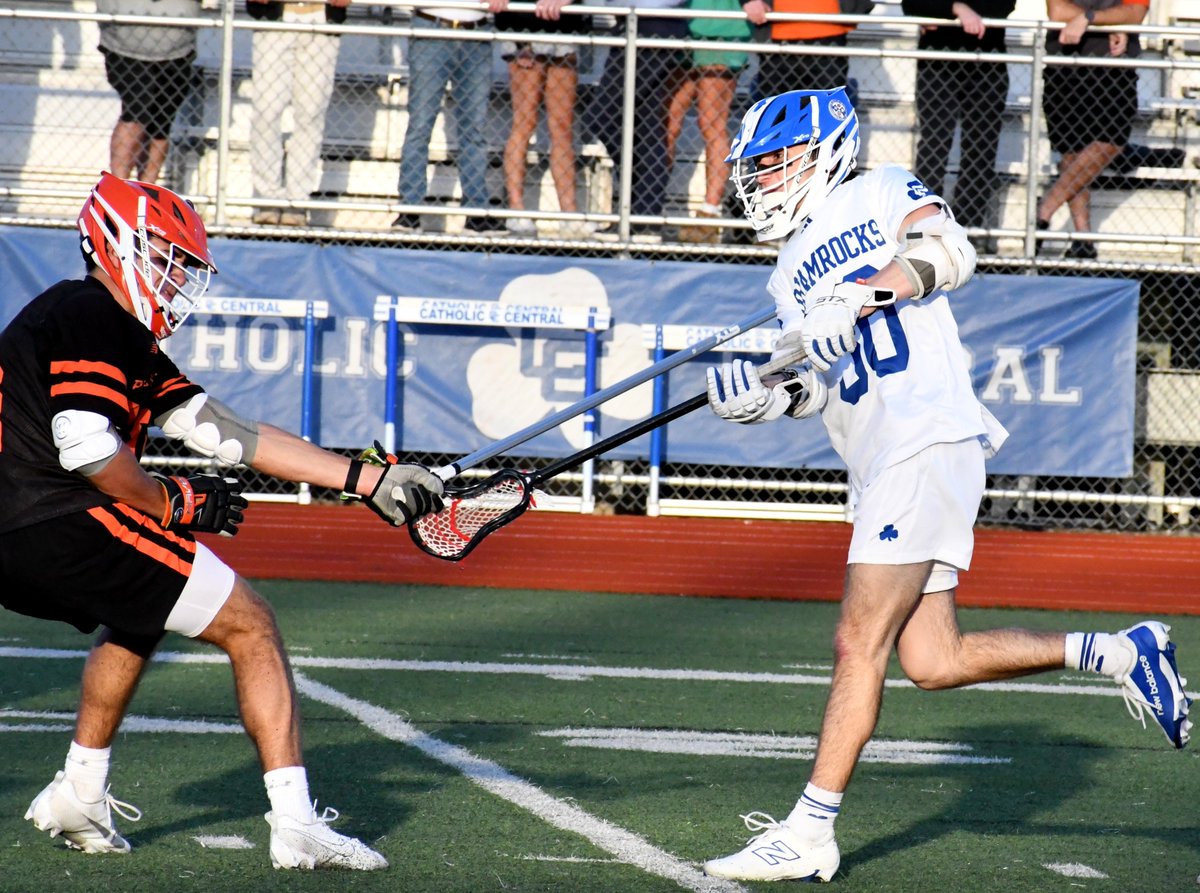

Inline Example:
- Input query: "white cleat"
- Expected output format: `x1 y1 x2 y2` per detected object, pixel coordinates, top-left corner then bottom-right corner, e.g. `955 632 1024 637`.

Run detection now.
266 803 388 871
703 812 839 882
24 770 141 854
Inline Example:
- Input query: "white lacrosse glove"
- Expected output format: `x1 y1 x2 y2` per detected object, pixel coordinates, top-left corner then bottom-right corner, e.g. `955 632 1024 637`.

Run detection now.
771 329 807 366
800 281 897 372
706 359 826 424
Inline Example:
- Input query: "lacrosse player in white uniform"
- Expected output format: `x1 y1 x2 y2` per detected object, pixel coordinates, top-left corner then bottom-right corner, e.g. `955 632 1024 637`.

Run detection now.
701 87 1192 883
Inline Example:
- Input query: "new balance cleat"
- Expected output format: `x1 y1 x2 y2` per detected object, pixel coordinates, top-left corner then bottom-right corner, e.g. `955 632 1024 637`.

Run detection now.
266 803 388 871
703 812 839 882
24 770 141 854
1118 621 1192 749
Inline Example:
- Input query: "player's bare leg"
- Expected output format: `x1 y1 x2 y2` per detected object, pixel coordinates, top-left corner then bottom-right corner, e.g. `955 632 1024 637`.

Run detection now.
705 561 931 882
896 590 1190 746
196 576 301 769
895 590 1064 690
196 575 385 870
74 629 152 747
809 561 932 791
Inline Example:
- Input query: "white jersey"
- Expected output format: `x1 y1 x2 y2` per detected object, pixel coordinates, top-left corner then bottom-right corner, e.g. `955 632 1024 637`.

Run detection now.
767 164 1008 491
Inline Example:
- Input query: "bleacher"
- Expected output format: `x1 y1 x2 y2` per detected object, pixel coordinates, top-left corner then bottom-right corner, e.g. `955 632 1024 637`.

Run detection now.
2 0 1200 249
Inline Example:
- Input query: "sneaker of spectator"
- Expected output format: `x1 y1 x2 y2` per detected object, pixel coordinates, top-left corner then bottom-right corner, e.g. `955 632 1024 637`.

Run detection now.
279 210 308 227
253 209 281 225
556 220 598 239
629 222 663 244
678 203 723 244
463 216 507 236
505 217 538 237
1064 240 1098 260
391 213 422 233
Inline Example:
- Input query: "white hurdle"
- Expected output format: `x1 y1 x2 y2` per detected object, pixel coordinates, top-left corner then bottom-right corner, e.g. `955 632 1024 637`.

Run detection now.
375 295 612 512
640 323 847 522
186 295 330 504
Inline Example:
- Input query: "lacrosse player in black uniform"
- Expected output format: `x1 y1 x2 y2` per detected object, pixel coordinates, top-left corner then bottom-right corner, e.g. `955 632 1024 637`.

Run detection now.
1 172 443 869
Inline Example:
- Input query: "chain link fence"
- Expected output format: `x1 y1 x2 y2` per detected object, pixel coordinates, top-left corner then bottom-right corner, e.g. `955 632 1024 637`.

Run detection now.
3 0 1199 533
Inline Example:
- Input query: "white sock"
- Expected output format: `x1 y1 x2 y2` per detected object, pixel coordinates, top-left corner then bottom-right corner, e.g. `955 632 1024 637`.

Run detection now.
64 741 111 803
1065 632 1135 679
784 783 843 842
264 766 313 822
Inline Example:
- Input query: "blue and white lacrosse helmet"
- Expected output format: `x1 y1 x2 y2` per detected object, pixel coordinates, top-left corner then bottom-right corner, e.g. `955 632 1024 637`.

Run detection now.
726 87 860 242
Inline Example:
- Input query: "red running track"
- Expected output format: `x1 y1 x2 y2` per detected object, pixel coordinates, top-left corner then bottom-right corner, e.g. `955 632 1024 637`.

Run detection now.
204 503 1200 616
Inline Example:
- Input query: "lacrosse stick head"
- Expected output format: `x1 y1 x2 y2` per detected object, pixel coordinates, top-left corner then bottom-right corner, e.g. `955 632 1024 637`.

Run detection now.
409 469 536 560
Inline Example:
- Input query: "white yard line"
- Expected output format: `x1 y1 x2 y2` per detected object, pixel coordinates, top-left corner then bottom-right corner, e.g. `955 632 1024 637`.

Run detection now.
1044 862 1109 879
540 728 1010 765
194 835 256 850
0 708 241 734
0 646 1172 700
292 672 748 893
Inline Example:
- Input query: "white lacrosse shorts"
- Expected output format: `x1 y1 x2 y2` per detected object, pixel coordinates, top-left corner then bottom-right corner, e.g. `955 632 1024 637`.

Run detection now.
847 437 987 593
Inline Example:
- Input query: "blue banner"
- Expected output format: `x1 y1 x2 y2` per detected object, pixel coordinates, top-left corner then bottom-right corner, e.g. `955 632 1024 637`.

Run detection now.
0 225 1138 477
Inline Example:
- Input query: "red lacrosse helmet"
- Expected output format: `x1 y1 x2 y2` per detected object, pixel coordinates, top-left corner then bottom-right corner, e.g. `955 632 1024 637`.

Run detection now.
77 172 216 340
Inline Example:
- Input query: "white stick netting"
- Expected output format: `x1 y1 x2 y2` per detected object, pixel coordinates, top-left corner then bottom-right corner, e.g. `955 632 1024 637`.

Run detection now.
411 475 529 559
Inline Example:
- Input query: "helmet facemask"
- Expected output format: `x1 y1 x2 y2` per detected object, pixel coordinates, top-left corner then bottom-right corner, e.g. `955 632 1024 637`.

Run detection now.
730 138 822 241
133 223 211 337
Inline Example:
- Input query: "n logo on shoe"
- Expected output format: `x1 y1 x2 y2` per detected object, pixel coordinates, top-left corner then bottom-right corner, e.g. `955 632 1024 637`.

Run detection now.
752 839 802 865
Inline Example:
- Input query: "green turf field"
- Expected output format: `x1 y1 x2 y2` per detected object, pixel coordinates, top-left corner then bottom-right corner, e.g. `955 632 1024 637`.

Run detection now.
0 582 1196 893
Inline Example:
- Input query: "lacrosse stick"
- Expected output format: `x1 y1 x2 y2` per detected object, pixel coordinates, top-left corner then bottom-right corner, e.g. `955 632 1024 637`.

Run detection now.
437 304 781 479
408 344 809 561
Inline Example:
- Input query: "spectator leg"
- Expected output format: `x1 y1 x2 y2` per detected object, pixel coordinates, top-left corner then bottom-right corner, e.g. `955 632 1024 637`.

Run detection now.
139 137 170 186
695 67 737 207
809 41 849 93
665 67 696 171
1038 141 1121 228
544 56 580 213
954 62 1008 231
398 31 454 205
629 48 676 218
109 119 147 180
912 59 955 200
754 41 848 104
582 46 624 169
250 28 296 202
448 38 493 209
504 54 547 211
285 31 339 202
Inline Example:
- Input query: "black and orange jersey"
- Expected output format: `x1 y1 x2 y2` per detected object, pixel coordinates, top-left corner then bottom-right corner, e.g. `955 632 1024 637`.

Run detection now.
0 277 202 533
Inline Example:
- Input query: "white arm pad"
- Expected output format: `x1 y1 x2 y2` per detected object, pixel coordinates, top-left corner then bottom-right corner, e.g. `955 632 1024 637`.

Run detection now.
52 409 121 474
157 393 258 468
892 210 976 300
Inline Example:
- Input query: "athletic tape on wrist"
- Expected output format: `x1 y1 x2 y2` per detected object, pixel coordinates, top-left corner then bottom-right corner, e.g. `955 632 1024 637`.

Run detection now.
343 459 366 496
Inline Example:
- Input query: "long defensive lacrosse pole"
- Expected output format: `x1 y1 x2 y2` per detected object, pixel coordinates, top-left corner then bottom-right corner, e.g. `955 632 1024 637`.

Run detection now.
435 304 781 480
